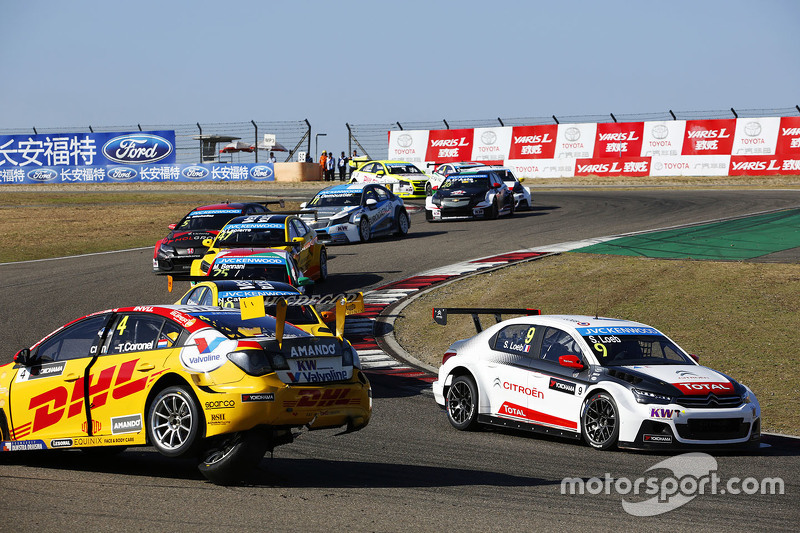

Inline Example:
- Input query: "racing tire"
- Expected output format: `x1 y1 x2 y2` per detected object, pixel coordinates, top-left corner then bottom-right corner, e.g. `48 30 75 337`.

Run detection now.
489 200 499 220
445 375 480 431
147 385 202 458
425 182 432 196
425 209 434 223
358 217 371 243
197 427 272 486
581 392 619 450
508 198 515 217
318 249 328 282
395 210 410 237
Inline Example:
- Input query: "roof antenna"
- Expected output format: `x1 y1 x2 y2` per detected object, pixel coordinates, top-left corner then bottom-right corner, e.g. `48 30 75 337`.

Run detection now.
594 285 600 319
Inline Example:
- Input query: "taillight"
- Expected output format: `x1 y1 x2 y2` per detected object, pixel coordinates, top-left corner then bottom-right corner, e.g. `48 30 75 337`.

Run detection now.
442 351 457 365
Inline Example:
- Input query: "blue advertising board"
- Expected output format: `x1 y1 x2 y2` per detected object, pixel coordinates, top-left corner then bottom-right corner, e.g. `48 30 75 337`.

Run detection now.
0 130 176 168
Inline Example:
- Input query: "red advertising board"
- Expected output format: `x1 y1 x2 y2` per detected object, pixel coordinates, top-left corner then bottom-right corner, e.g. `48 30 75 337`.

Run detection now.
425 128 474 163
574 157 651 177
593 122 645 158
776 116 800 155
508 125 558 159
681 119 736 156
729 155 800 175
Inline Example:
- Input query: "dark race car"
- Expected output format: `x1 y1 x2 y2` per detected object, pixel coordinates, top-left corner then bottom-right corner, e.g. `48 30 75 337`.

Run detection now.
153 200 283 274
425 169 515 222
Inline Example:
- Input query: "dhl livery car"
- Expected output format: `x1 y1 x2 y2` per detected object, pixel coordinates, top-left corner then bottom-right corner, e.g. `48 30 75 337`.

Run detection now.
0 305 371 484
432 309 760 450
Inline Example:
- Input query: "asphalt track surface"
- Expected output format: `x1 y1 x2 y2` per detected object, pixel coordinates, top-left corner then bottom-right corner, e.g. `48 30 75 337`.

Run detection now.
1 189 799 531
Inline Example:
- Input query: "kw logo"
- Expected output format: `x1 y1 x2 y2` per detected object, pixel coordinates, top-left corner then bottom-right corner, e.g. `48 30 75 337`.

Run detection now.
196 337 225 354
297 360 317 371
20 359 149 437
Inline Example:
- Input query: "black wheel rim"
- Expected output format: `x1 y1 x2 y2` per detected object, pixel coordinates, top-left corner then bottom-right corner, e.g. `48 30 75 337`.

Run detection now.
446 381 473 424
584 397 616 446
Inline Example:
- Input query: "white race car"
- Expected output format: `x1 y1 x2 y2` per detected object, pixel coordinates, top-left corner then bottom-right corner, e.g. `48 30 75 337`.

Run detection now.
427 162 486 194
432 309 761 450
481 166 532 210
300 183 410 243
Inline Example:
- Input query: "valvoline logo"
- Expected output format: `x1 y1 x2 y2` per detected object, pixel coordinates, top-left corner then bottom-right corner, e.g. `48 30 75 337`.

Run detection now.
250 165 274 180
102 134 173 164
182 166 209 180
107 166 138 181
27 168 58 182
196 337 225 354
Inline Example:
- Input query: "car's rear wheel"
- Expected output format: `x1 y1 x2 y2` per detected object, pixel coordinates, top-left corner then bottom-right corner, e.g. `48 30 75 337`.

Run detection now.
446 375 479 431
358 217 371 242
582 392 619 450
508 197 515 217
489 200 499 220
147 386 202 458
425 182 432 196
395 210 410 236
197 427 272 485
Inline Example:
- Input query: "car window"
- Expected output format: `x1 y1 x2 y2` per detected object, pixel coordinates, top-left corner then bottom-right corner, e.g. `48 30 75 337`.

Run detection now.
183 286 210 305
363 189 379 204
374 187 390 202
293 218 311 236
539 327 582 363
36 315 110 362
103 314 180 355
362 163 376 173
492 324 537 357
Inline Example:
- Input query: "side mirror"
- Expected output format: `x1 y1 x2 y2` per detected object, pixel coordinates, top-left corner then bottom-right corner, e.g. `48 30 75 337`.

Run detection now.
559 354 585 370
297 277 314 286
202 238 214 247
376 170 385 176
688 353 700 363
13 347 35 366
365 198 377 207
168 223 177 230
292 237 304 243
300 202 307 209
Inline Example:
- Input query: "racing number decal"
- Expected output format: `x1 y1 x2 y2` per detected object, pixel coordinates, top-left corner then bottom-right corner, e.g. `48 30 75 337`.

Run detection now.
594 343 607 359
525 327 536 345
116 315 129 336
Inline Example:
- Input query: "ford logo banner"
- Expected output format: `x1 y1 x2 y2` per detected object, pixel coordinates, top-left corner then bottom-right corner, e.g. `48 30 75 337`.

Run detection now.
182 166 210 180
250 165 274 180
102 134 174 164
27 168 59 182
107 166 138 181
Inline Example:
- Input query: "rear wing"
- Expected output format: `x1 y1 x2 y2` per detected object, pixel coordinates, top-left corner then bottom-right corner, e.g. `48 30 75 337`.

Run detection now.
432 307 540 334
256 199 285 209
266 210 319 221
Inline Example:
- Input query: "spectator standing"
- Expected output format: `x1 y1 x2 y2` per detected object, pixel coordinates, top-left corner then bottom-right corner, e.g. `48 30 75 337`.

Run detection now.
325 150 335 181
338 151 348 181
349 149 359 176
319 151 327 181
268 152 277 163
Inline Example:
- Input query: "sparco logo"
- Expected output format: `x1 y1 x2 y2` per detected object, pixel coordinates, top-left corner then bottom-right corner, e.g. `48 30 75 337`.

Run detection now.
205 400 235 409
249 165 274 180
111 414 143 435
107 167 138 181
102 134 173 164
27 168 58 182
182 166 209 180
549 377 577 395
397 134 413 148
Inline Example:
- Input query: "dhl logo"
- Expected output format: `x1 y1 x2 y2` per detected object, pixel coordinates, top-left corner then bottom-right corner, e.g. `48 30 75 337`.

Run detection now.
283 388 361 408
15 359 152 438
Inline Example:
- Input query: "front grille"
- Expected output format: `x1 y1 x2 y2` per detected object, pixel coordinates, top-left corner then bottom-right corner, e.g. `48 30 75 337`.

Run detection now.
675 418 749 440
676 394 742 409
441 206 475 218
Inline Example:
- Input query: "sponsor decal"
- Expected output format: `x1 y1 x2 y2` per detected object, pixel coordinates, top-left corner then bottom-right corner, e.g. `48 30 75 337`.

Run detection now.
650 408 681 419
241 393 275 402
15 361 66 382
576 326 660 336
111 414 143 435
180 331 237 373
575 157 651 177
425 128 474 162
107 166 138 181
209 413 228 425
503 381 544 399
498 401 578 430
549 377 577 395
287 369 348 383
169 310 197 328
509 124 558 159
72 435 136 447
594 122 645 157
205 399 236 410
682 119 736 155
26 168 59 182
82 419 102 434
645 434 673 443
283 388 360 408
182 166 210 180
249 165 274 180
672 382 734 395
1 439 47 452
289 343 338 358
102 134 174 164
50 438 73 448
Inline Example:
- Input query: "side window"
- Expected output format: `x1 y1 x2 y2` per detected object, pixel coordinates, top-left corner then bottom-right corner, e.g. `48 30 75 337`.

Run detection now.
104 314 172 355
362 163 376 173
540 327 582 363
292 218 310 237
183 286 209 305
374 187 390 202
37 315 110 362
363 189 379 204
492 324 537 357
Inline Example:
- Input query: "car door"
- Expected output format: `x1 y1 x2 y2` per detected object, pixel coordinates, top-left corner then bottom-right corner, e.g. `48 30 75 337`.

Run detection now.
8 314 113 441
369 186 395 233
288 218 314 275
483 323 540 420
526 326 591 433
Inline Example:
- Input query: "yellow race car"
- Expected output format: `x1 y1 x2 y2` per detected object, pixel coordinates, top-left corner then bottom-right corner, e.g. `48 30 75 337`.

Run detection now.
192 213 327 282
350 160 430 198
0 302 371 485
171 279 364 337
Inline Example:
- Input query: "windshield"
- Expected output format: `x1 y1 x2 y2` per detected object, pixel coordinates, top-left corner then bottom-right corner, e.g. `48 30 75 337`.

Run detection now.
215 223 286 246
580 332 692 366
188 310 307 340
309 192 361 208
440 176 490 193
386 164 422 175
178 209 242 231
216 293 319 325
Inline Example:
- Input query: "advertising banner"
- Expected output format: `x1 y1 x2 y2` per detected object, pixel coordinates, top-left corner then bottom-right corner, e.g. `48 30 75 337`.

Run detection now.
0 130 176 168
574 157 651 177
425 128 474 163
387 130 430 163
776 116 800 155
681 119 736 156
729 155 800 175
553 123 596 160
470 126 512 163
505 158 576 179
593 121 645 158
508 124 558 159
650 155 730 177
640 121 685 157
731 117 780 156
0 162 274 185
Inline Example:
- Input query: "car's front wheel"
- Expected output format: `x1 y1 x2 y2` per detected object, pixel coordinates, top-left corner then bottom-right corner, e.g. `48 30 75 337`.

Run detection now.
489 200 499 220
197 427 272 485
358 217 371 242
581 392 619 450
395 210 410 236
147 386 202 458
446 375 479 431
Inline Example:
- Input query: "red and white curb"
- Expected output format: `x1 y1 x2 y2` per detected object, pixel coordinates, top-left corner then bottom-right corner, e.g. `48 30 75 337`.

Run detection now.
344 250 548 384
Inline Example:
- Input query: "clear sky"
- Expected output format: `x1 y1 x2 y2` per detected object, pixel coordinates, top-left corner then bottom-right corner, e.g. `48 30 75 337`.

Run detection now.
2 0 798 154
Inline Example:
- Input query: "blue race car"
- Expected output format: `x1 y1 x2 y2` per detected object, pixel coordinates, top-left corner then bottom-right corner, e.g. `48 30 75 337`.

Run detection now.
300 183 410 243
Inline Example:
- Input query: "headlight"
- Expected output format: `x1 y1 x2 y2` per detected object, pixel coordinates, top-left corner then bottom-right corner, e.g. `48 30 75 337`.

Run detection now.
342 341 359 368
159 244 176 255
431 197 441 207
631 388 674 405
199 260 211 274
329 212 351 225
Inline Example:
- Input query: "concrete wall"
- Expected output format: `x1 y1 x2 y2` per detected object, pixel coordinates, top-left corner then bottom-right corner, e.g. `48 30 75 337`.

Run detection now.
274 162 322 182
